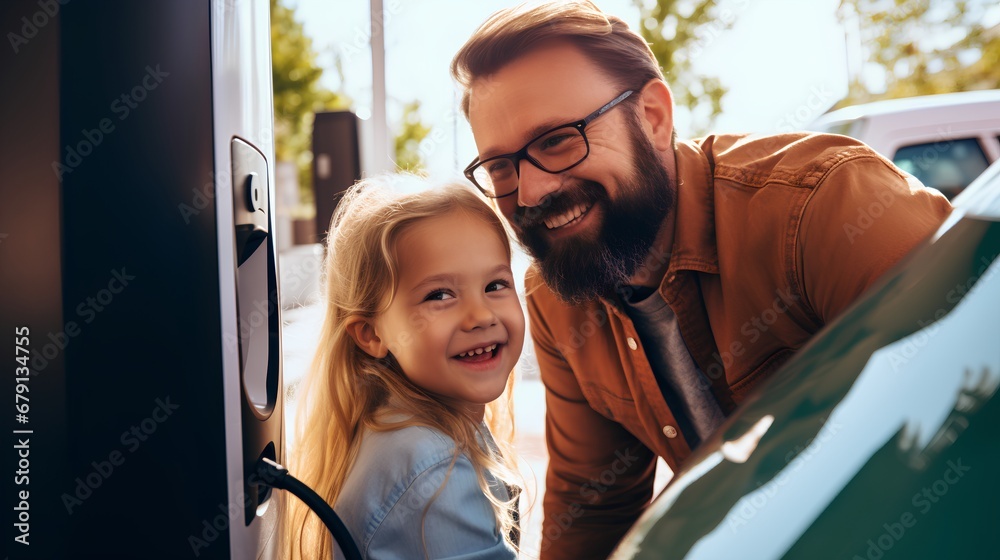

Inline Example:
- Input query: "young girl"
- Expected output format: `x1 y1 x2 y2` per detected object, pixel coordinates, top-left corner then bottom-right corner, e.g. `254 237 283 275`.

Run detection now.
285 176 525 560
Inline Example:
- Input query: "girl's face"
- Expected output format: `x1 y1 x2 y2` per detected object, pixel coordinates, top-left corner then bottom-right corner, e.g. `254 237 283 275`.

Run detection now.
374 210 525 418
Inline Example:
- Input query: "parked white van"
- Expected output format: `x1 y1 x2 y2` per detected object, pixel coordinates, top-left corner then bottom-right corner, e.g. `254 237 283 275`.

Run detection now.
808 89 1000 198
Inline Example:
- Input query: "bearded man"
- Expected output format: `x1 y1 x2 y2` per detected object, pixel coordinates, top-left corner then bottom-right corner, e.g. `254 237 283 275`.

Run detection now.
451 2 952 558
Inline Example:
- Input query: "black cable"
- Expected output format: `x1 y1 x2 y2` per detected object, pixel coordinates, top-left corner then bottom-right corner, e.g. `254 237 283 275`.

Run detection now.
255 457 363 560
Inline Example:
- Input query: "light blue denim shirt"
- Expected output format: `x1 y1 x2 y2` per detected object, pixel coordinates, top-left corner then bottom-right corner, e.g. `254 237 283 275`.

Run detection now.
333 421 516 560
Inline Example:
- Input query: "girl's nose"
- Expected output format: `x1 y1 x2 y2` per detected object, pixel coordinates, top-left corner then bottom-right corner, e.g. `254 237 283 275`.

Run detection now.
462 299 499 331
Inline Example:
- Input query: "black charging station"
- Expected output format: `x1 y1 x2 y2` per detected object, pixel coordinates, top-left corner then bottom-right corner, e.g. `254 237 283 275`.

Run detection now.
232 137 284 528
1 1 285 557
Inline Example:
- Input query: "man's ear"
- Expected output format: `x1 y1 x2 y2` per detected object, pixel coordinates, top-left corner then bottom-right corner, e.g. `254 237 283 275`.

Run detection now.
345 317 389 359
638 79 675 152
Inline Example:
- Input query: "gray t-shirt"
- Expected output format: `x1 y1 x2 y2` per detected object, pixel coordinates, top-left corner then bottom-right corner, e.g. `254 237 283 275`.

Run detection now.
622 286 725 447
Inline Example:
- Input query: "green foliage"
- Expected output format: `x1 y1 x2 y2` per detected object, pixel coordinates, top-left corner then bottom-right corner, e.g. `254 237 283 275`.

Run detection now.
271 0 349 204
634 0 730 135
270 0 433 194
838 0 1000 107
393 100 432 173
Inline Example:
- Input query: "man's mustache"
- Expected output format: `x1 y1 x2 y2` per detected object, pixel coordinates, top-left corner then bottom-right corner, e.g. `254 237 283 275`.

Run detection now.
512 181 606 230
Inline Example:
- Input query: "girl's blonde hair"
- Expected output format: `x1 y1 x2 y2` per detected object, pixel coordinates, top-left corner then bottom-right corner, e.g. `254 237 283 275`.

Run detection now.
283 175 522 560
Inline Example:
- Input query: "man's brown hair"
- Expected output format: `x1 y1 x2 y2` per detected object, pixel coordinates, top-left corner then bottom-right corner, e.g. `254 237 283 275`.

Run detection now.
451 0 664 118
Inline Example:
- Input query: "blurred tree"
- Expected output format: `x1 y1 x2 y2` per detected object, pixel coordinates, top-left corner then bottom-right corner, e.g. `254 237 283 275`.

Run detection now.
634 0 732 135
271 0 434 194
837 0 1000 107
393 100 432 173
271 0 349 205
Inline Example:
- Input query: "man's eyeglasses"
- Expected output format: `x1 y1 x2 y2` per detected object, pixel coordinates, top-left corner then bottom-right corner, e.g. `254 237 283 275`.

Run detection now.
464 90 634 199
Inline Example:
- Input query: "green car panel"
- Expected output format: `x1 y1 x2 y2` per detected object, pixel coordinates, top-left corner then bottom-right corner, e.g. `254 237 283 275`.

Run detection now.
611 164 1000 560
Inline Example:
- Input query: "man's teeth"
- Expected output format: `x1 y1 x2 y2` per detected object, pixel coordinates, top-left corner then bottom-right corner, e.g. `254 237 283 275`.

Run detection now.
544 203 590 229
457 344 498 358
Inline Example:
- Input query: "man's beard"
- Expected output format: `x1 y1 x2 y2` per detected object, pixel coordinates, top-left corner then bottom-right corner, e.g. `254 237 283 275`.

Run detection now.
512 122 675 304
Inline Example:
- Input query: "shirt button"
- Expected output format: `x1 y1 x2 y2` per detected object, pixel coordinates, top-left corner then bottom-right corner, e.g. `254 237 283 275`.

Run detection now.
663 425 678 439
668 274 677 283
627 337 638 350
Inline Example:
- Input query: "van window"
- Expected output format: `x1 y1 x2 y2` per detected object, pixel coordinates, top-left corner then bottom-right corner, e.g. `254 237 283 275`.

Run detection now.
892 138 989 198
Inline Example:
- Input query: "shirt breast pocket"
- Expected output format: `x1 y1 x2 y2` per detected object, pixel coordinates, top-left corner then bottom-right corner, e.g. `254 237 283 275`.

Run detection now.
579 381 642 427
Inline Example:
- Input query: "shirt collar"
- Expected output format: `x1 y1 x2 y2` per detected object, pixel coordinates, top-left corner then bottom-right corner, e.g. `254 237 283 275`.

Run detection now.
668 139 720 275
600 139 719 313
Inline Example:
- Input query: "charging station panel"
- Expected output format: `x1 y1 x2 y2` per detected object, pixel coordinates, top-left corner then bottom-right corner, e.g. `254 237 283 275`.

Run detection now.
231 137 283 527
2 1 284 558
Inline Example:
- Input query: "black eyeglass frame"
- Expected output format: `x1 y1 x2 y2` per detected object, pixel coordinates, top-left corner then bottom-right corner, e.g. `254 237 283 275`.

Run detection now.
464 90 635 198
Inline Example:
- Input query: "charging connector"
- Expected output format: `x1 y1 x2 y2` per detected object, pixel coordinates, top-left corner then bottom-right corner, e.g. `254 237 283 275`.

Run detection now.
253 457 363 560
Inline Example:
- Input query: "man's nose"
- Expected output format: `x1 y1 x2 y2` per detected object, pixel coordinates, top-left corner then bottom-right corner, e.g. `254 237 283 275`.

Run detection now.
517 159 563 208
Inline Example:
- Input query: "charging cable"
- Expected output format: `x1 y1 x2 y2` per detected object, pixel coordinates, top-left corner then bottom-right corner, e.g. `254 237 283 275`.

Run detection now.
254 457 363 560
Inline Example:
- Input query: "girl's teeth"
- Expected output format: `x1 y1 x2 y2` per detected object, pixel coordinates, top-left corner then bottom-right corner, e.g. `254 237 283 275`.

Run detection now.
459 344 497 357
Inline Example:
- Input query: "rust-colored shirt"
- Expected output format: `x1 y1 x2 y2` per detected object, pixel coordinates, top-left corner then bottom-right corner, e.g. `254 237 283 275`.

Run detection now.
526 133 953 559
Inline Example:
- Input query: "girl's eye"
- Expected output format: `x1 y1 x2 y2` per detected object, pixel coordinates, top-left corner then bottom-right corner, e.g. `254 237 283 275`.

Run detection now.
423 289 454 302
486 279 512 293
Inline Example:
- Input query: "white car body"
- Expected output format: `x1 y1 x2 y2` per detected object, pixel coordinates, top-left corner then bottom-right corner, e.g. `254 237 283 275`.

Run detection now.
809 90 1000 198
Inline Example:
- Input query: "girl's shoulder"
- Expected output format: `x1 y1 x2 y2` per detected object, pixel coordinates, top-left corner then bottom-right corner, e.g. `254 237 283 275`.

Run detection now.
337 423 513 559
357 423 459 475
338 422 464 510
335 423 472 548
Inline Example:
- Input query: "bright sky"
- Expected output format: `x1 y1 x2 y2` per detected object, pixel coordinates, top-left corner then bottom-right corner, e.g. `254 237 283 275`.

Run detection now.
293 0 849 177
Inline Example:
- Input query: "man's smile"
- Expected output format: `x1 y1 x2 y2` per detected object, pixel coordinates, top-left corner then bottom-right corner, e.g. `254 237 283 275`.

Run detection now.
544 202 592 229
